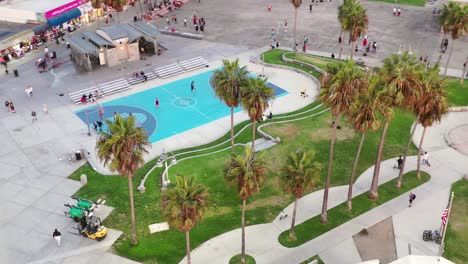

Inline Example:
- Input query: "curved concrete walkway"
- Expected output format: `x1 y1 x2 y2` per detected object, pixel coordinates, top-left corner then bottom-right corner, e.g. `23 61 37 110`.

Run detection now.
180 111 468 264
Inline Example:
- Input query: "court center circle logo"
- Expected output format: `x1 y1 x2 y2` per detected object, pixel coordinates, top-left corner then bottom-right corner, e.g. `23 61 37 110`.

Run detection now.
172 97 197 108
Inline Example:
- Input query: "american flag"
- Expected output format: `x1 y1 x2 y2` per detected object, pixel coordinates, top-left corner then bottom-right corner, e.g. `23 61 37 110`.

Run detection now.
441 208 449 226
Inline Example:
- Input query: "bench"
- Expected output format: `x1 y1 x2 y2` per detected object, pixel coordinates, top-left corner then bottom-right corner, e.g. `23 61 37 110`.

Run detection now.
99 78 131 96
179 57 208 72
155 63 185 78
69 86 103 104
127 72 157 85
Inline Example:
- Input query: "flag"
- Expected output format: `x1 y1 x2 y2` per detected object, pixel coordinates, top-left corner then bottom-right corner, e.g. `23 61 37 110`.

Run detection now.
441 208 449 226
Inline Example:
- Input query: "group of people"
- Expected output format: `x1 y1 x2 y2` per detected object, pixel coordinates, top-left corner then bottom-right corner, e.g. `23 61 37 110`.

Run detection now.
132 71 148 81
80 90 101 104
4 101 16 113
392 6 402 16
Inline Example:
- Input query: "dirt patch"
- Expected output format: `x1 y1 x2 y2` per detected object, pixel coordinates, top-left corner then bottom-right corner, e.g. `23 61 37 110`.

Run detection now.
266 124 300 140
204 206 233 218
353 217 397 264
246 194 290 210
307 126 355 142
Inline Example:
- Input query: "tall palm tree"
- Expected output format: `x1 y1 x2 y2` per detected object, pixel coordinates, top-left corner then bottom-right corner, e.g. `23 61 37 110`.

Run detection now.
240 76 275 154
379 52 425 188
96 115 150 245
340 0 368 59
416 65 448 179
224 146 267 264
212 59 249 150
161 176 209 264
338 0 353 59
290 0 303 54
319 60 365 223
438 3 468 75
345 73 382 210
282 148 322 238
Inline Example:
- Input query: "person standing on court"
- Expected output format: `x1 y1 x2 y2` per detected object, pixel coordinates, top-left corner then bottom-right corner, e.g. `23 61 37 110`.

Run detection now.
191 81 195 92
52 229 61 246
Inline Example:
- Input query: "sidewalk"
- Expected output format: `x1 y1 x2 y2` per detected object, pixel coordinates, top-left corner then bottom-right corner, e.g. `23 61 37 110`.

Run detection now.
180 112 468 264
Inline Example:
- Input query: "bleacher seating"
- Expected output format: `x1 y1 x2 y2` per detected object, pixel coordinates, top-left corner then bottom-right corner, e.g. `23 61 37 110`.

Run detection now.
179 57 209 72
154 63 185 78
127 72 157 85
69 86 102 104
98 78 131 96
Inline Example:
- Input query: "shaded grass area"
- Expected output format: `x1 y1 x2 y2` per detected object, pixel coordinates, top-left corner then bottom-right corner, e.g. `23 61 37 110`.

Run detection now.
284 52 338 70
368 0 426 7
229 254 256 264
279 171 431 247
446 78 468 107
444 180 468 263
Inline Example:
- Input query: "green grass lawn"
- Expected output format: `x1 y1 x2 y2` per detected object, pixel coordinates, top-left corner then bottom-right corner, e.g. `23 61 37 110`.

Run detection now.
279 171 431 247
262 49 323 78
68 51 430 263
446 78 468 107
229 254 256 264
368 0 426 7
300 255 324 264
443 180 468 263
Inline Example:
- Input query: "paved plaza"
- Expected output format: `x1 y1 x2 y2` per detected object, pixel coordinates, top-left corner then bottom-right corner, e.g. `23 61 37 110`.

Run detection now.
0 0 466 263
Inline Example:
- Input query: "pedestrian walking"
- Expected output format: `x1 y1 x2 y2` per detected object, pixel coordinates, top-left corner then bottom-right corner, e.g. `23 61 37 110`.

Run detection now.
31 111 37 122
155 97 160 108
397 156 403 170
25 85 33 97
309 4 312 13
191 81 195 92
9 101 15 113
5 100 10 112
422 151 431 167
397 7 401 16
279 210 288 220
408 192 416 207
93 121 98 131
393 6 396 16
271 29 275 39
184 17 187 27
44 46 49 58
52 229 62 246
284 20 288 32
166 16 170 25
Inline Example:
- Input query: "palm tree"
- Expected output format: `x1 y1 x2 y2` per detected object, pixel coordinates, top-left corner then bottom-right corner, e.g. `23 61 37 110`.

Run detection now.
224 146 267 264
338 0 353 59
379 52 425 188
282 148 322 238
345 73 382 210
319 60 366 223
96 114 150 245
212 59 249 150
339 0 368 59
438 3 468 75
290 0 302 54
416 65 448 179
112 0 126 22
240 76 275 153
161 176 209 264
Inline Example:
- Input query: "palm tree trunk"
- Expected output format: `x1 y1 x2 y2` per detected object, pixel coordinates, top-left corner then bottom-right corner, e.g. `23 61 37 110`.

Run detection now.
293 8 298 55
350 41 355 60
128 175 138 244
290 197 298 238
321 116 338 224
444 38 456 75
185 231 191 264
138 0 143 20
369 120 390 200
347 132 366 211
396 121 418 188
241 198 247 264
416 126 427 179
230 107 235 151
338 33 343 60
251 120 257 153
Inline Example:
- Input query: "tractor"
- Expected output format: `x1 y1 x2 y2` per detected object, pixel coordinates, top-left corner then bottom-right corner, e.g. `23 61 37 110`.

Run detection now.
77 214 107 241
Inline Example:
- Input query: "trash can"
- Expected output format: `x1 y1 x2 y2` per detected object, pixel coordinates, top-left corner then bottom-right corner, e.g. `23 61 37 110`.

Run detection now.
75 151 82 161
13 69 18 77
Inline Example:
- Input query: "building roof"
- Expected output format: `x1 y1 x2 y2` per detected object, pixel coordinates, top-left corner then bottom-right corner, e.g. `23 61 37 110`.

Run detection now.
130 21 160 38
0 0 72 13
97 24 142 42
0 21 34 42
66 34 98 55
82 31 113 47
